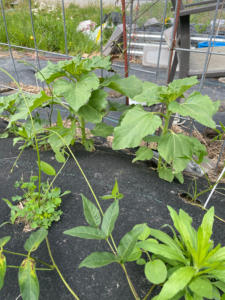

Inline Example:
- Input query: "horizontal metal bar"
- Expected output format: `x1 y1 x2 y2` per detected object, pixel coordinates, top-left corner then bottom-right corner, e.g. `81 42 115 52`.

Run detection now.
0 43 74 58
112 63 156 74
171 0 221 10
179 3 224 16
130 34 225 43
0 84 33 94
175 47 225 55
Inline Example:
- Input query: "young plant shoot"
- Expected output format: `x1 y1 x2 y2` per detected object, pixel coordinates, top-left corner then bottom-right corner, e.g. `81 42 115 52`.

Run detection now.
113 77 220 183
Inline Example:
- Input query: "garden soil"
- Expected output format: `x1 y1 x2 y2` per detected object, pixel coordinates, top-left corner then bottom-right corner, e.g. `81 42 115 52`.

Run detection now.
0 118 225 300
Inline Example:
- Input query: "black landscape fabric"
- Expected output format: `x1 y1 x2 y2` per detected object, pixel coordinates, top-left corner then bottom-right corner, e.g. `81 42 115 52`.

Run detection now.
0 119 224 300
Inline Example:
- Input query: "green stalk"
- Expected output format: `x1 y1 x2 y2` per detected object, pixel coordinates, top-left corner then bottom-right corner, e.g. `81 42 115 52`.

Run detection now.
3 250 54 269
121 264 140 300
45 237 80 300
157 110 173 171
44 129 139 299
142 284 156 300
80 116 86 144
0 68 42 206
6 265 53 271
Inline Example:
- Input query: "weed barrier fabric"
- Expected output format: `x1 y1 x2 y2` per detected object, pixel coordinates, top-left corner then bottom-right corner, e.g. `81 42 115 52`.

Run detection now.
0 120 225 300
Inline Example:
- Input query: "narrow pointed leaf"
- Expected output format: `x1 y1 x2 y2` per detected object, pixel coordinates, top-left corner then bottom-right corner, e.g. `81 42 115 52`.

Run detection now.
18 258 39 300
0 236 11 247
81 194 101 228
157 267 195 300
38 161 56 176
113 105 162 150
101 200 119 237
117 223 146 263
24 227 48 253
213 281 225 293
0 253 6 290
64 226 106 240
136 241 187 264
79 252 118 268
57 109 63 128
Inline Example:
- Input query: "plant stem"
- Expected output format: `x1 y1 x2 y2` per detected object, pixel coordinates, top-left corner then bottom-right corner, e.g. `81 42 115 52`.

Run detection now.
6 265 53 271
0 68 42 207
3 250 54 269
157 110 173 171
45 237 80 300
121 264 140 300
144 250 151 261
80 116 86 144
10 141 27 173
142 284 156 300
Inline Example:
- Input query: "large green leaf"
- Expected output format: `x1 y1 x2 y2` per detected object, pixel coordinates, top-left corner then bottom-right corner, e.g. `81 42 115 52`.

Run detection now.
133 146 154 163
19 258 39 300
207 247 225 263
136 241 186 264
158 133 194 172
0 253 6 290
189 277 213 299
0 236 11 247
64 226 106 240
143 135 161 143
159 167 174 183
79 252 118 268
136 225 151 241
133 86 167 106
167 77 199 102
36 60 66 83
117 223 146 263
108 100 130 113
101 200 119 237
100 75 143 99
157 267 195 300
145 259 167 284
53 73 99 112
48 122 76 150
91 123 114 137
24 227 48 253
38 161 56 176
113 105 162 150
150 229 185 259
168 92 220 128
81 194 101 228
82 55 111 71
77 89 107 123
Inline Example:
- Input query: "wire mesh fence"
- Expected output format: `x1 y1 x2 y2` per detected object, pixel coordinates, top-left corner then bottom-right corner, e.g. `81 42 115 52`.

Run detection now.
0 0 225 193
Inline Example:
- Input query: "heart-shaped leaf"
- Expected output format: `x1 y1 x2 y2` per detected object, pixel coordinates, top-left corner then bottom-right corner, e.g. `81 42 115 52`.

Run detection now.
145 259 167 284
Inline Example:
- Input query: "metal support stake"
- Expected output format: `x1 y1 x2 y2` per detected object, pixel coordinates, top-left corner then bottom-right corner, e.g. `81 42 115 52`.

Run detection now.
214 139 225 174
189 0 221 136
155 0 169 84
62 0 69 60
100 0 103 78
204 166 225 208
127 0 134 73
121 0 129 105
0 0 19 84
28 0 45 90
